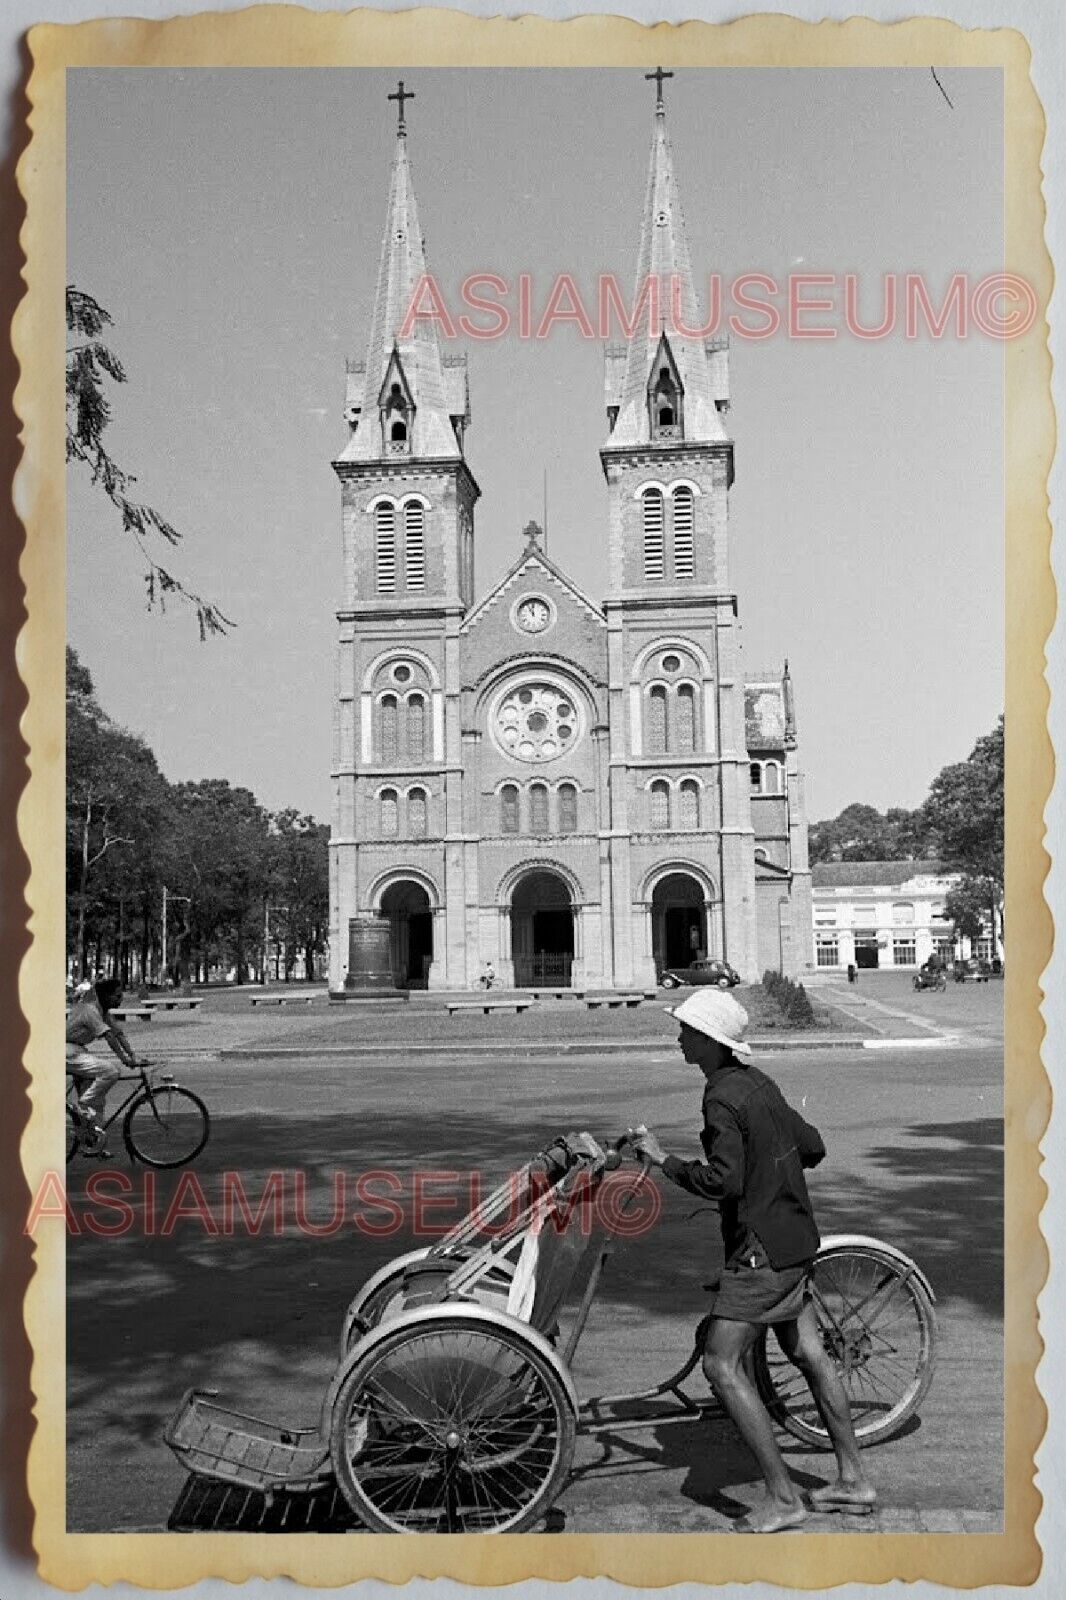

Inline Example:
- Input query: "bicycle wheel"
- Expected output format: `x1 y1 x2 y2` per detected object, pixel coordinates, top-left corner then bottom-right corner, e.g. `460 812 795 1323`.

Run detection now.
753 1242 937 1448
66 1104 79 1162
330 1309 576 1532
122 1085 210 1168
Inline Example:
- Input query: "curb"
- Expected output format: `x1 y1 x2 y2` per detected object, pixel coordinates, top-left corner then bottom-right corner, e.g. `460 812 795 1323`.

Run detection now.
214 1035 878 1061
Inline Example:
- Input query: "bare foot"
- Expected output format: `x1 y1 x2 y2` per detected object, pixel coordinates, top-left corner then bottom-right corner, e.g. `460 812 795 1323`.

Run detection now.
735 1499 809 1534
808 1479 878 1514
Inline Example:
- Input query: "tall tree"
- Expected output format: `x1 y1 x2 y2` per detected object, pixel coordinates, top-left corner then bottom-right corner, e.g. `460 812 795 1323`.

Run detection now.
922 716 1004 950
66 286 234 639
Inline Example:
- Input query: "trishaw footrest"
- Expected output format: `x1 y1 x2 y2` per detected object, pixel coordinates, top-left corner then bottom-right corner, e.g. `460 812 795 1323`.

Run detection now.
165 1388 330 1492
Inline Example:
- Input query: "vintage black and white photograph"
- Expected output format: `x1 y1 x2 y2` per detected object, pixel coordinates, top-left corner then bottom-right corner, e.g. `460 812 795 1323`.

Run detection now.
53 53 1021 1552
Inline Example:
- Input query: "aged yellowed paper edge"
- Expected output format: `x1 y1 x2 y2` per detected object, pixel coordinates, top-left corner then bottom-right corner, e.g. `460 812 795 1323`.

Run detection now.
14 6 1053 1588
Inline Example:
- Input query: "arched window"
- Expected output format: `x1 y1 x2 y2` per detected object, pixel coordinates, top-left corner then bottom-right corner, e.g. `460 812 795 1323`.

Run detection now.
647 685 667 755
679 779 700 830
391 419 407 442
673 486 695 578
406 693 425 762
642 490 665 580
380 694 398 763
650 780 671 831
404 502 425 590
558 783 578 834
762 761 781 795
749 763 763 793
529 783 549 834
500 784 519 834
375 503 396 593
408 787 427 838
380 788 398 837
675 683 696 753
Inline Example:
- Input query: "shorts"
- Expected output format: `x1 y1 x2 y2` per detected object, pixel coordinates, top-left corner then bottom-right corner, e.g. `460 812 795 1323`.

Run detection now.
707 1241 814 1325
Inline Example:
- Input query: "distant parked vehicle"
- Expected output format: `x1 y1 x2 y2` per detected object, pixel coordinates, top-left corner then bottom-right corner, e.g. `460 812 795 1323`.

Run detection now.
953 959 989 984
660 957 741 990
913 968 946 992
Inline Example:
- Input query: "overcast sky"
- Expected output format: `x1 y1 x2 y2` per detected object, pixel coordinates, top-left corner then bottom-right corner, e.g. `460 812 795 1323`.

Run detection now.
67 66 1003 822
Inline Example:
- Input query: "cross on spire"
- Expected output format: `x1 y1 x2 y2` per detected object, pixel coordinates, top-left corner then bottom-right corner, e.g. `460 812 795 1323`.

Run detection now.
645 65 674 114
388 79 415 137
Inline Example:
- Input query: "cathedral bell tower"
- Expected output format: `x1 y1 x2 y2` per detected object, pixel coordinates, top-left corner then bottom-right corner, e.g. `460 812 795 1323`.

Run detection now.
329 83 480 996
599 70 758 983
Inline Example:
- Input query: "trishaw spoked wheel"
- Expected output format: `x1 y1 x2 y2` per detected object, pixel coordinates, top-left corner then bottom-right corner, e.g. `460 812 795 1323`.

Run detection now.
330 1313 576 1532
753 1243 937 1448
66 1105 79 1162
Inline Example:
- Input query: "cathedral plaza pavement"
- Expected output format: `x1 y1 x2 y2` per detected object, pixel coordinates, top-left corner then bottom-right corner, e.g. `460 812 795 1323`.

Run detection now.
62 976 1004 1534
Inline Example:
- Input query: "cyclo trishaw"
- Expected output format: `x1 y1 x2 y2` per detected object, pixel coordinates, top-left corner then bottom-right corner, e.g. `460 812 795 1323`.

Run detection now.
166 1130 937 1533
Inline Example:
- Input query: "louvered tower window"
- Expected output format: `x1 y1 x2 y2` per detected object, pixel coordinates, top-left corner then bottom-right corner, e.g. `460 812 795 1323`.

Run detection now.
407 694 425 762
679 780 700 830
675 683 696 753
530 784 549 834
558 784 578 834
673 487 695 578
647 685 667 755
375 503 396 593
500 785 519 834
650 780 671 831
408 787 427 838
380 789 399 837
642 490 665 580
380 695 398 764
405 502 426 590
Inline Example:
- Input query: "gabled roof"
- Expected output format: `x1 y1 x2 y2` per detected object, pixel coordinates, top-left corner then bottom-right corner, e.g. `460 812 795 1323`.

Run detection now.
606 108 728 451
337 131 460 464
460 536 605 635
811 860 951 889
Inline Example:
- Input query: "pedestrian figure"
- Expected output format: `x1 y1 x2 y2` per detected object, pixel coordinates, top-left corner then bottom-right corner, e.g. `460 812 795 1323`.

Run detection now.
847 963 857 985
631 989 876 1533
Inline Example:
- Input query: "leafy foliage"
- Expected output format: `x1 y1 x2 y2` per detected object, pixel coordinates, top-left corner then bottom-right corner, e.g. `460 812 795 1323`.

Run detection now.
762 969 816 1026
66 649 326 985
66 287 234 640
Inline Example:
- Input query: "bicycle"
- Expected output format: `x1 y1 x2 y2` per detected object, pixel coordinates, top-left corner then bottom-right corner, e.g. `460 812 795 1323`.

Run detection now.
66 1058 210 1168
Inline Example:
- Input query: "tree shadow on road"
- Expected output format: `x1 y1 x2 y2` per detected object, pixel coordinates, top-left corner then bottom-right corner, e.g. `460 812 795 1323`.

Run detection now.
64 1102 1001 1528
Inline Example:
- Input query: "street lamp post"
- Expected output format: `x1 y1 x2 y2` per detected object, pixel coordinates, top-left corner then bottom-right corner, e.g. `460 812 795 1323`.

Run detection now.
162 886 191 984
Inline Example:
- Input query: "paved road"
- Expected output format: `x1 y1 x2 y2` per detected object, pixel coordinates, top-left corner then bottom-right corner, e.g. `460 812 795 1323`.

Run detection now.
63 994 1003 1534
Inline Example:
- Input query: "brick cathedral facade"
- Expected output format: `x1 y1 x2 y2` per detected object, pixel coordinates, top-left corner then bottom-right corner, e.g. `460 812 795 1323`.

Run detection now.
329 83 814 994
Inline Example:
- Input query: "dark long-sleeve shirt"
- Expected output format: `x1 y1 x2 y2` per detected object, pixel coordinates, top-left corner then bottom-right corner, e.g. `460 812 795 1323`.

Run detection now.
662 1061 826 1269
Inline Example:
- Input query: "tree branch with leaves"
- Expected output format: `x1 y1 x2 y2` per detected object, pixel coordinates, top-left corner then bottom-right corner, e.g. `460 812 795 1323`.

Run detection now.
66 287 235 639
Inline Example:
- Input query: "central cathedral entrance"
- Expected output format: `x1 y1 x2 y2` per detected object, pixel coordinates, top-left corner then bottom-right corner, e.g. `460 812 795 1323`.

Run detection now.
511 869 575 988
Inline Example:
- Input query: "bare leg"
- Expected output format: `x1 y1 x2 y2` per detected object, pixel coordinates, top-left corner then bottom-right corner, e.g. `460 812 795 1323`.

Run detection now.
703 1317 808 1533
774 1304 877 1509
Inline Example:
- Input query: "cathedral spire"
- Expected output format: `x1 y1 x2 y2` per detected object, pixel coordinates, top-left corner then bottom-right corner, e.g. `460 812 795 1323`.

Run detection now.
338 85 460 463
605 79 726 450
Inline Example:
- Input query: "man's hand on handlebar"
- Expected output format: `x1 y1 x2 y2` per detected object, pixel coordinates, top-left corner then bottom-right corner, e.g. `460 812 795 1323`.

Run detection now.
627 1124 669 1169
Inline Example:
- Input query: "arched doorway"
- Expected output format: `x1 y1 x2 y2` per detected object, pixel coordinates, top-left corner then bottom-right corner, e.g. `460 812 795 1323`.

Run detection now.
380 880 433 988
651 872 707 976
511 870 575 988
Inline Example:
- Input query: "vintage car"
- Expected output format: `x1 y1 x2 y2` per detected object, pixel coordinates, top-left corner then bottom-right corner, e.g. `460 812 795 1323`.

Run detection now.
660 957 741 990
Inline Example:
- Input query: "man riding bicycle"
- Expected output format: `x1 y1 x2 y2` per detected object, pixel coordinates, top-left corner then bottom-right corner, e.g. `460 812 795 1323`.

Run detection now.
66 977 141 1156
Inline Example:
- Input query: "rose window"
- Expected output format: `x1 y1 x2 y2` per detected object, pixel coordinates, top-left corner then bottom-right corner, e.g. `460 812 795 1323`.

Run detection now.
494 683 579 763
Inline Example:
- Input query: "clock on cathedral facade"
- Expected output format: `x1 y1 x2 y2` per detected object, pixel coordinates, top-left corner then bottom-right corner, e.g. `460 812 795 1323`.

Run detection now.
328 76 813 995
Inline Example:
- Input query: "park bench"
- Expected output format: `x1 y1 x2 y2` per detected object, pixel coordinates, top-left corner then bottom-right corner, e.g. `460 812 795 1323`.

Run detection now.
145 998 202 1012
446 1000 532 1016
249 995 314 1008
110 1006 152 1022
583 993 644 1010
